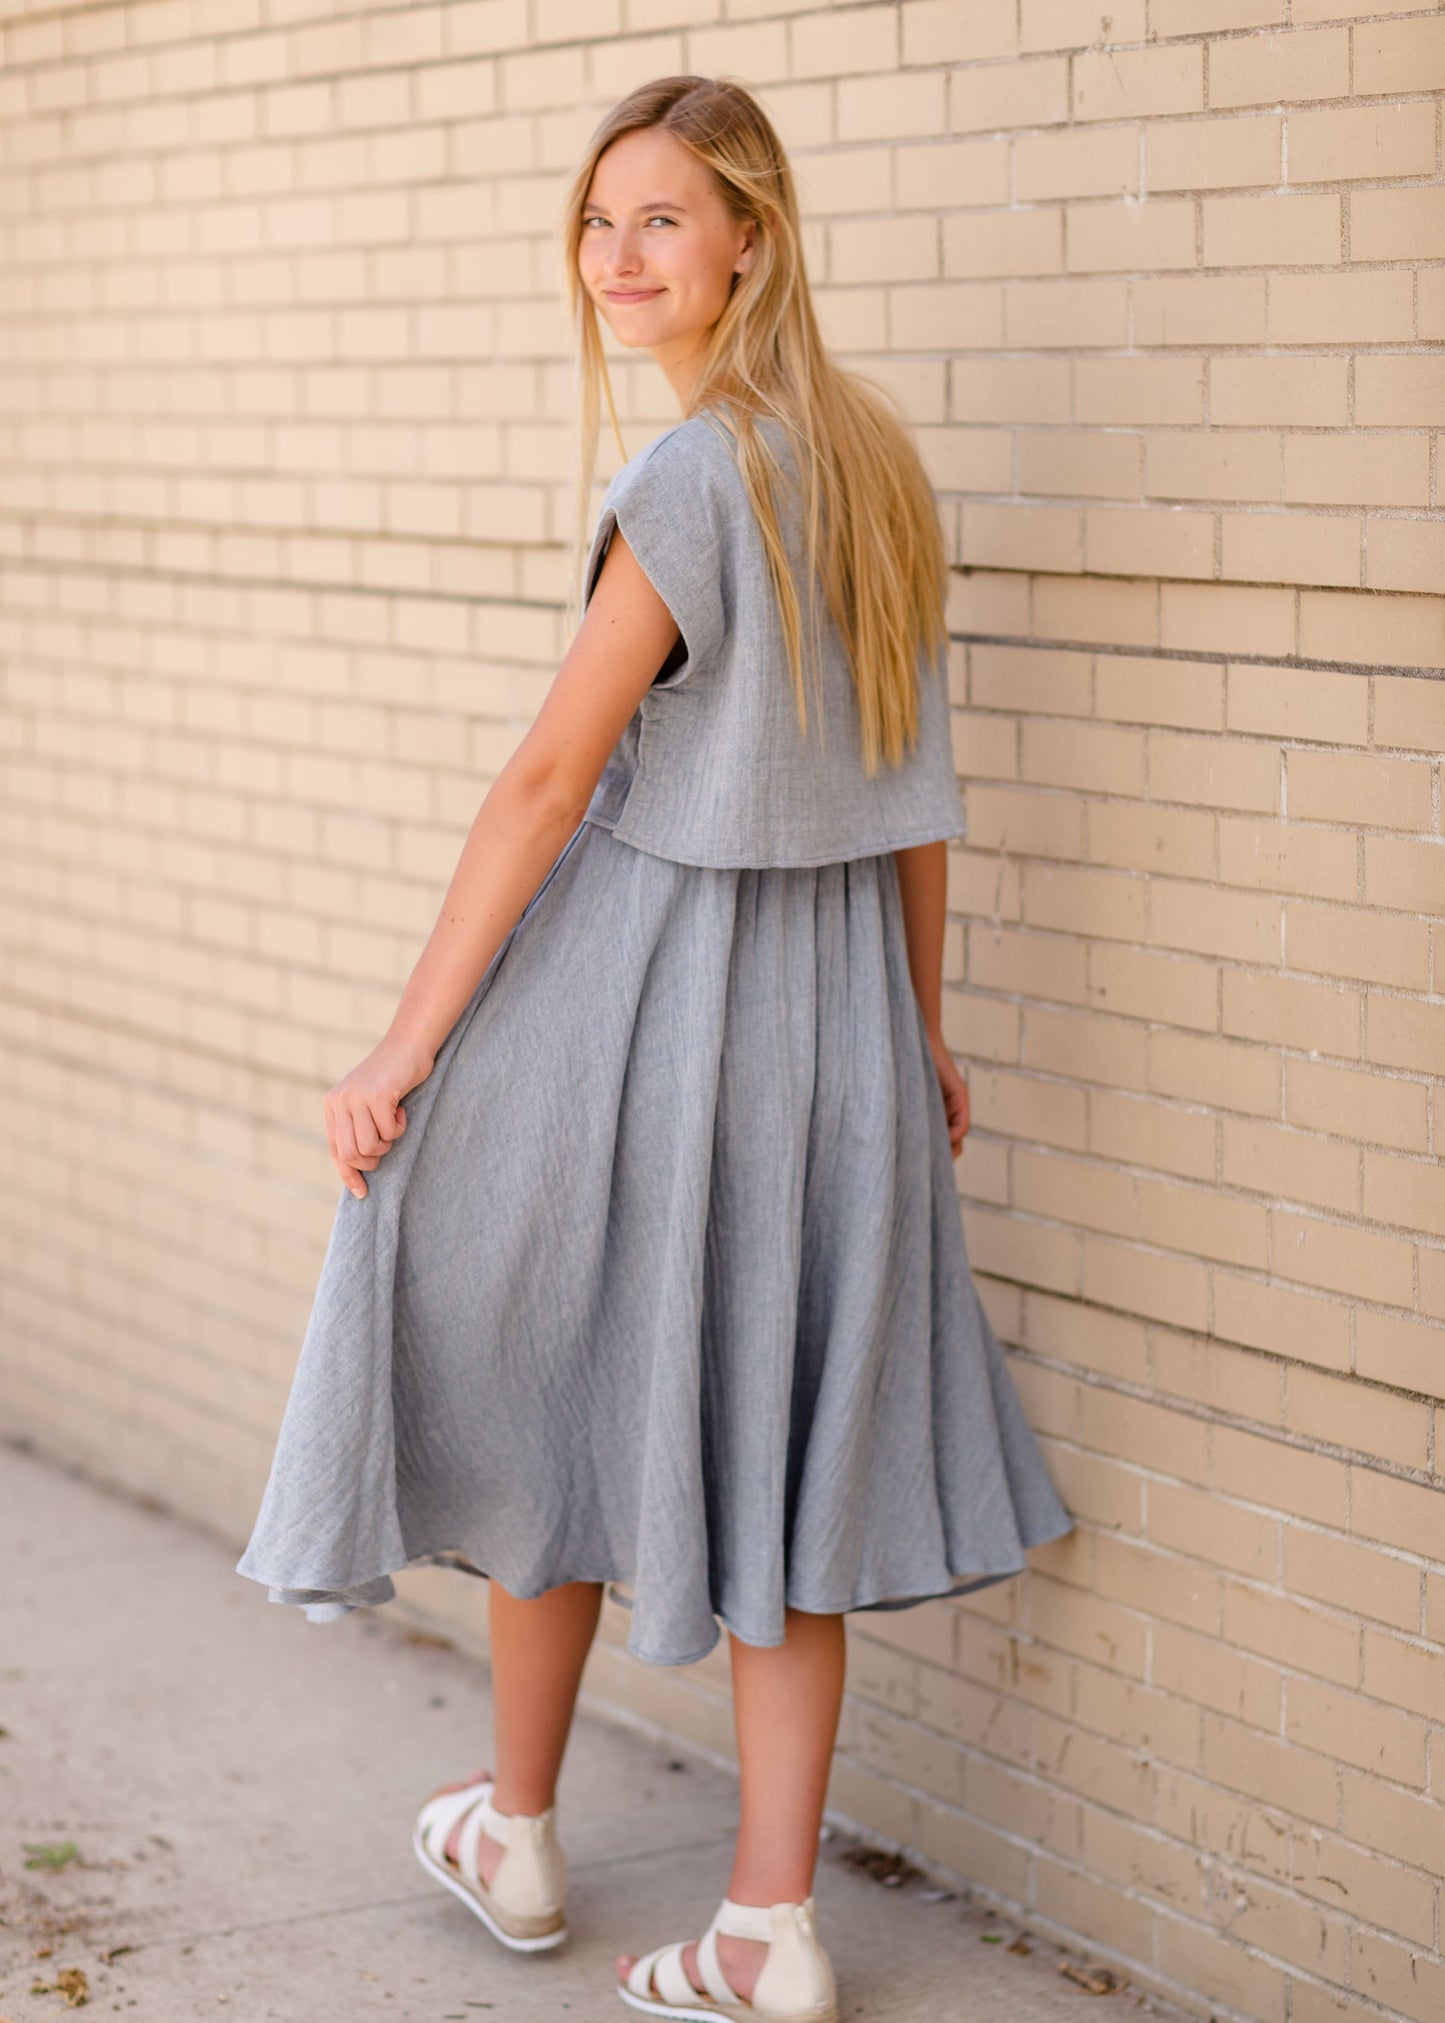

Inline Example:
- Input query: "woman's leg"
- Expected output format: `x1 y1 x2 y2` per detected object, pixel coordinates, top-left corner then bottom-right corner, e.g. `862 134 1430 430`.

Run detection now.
442 1578 603 1885
617 1607 847 2001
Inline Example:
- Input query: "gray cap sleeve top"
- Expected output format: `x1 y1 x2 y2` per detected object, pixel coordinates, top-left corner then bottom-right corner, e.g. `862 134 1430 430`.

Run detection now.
578 411 966 870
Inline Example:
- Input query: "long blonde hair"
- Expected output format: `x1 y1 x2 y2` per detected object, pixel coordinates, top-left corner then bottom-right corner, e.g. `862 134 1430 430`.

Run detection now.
558 75 949 777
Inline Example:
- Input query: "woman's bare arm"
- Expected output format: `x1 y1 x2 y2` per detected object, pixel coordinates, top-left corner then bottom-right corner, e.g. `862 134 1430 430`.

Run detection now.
893 838 971 1157
325 531 682 1197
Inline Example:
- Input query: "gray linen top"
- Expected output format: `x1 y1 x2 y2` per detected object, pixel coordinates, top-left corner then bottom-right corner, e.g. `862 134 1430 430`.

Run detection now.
578 409 966 870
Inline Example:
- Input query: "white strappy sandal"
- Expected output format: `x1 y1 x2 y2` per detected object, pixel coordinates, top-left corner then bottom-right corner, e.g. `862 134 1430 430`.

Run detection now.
619 1896 838 2022
412 1771 568 1952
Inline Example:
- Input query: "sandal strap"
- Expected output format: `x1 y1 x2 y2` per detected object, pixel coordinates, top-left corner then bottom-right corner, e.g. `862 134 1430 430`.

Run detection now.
712 1896 776 1944
454 1790 493 1888
627 1941 696 2006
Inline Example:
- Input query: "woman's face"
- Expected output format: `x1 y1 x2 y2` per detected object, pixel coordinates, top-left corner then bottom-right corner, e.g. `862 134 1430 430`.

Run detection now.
578 127 756 367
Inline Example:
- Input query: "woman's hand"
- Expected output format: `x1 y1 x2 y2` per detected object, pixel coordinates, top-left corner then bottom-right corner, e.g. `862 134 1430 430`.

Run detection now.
324 1033 436 1200
927 1028 971 1159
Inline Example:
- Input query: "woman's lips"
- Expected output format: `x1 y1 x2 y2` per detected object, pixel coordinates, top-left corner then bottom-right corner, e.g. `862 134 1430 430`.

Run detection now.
606 288 662 301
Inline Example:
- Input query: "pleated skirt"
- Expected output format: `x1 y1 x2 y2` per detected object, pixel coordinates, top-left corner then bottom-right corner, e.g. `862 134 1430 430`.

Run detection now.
235 816 1072 1666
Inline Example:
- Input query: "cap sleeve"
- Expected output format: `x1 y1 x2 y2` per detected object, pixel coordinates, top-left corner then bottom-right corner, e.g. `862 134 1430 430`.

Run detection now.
581 425 728 691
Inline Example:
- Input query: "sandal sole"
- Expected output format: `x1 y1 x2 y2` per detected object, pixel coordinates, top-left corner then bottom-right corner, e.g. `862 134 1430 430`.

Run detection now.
617 1986 836 2022
411 1822 568 1953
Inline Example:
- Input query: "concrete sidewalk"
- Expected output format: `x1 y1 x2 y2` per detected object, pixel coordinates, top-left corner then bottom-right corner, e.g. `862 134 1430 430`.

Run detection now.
0 1435 1175 2023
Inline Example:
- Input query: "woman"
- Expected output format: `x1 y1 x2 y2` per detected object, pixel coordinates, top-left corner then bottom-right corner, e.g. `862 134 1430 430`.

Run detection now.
236 74 1071 2023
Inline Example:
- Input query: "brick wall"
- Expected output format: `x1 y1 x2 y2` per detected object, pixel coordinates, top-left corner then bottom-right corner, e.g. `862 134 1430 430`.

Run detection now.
1 7 1443 2022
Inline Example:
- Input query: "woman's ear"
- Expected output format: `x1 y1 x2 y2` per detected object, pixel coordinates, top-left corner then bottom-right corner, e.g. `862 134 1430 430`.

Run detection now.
734 218 757 278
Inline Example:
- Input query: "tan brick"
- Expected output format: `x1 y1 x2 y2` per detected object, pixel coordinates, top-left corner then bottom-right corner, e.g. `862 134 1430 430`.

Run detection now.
1156 1764 1292 1882
1019 432 1141 499
967 924 1089 1005
1022 863 1147 942
1159 582 1295 659
963 784 1085 860
1139 1176 1268 1268
1088 1089 1217 1181
1015 125 1139 203
1274 1207 1415 1308
944 207 1062 280
1212 1273 1350 1377
832 214 938 285
1228 665 1366 745
1283 1524 1421 1633
1285 900 1429 992
1285 1057 1427 1154
1075 358 1205 426
1074 43 1203 122
951 356 1070 424
962 503 1081 573
1365 993 1445 1077
1133 273 1267 346
1361 1626 1445 1731
1147 111 1280 191
1077 1800 1204 1912
953 707 1019 781
1364 1149 1445 1242
1034 574 1160 649
949 56 1069 135
1148 1027 1278 1115
1208 27 1350 110
1218 818 1357 904
1339 1768 1445 1877
1035 1854 1158 1961
1097 1533 1223 1636
896 138 1011 214
1023 1004 1149 1090
1268 269 1415 346
1222 970 1359 1060
1041 1440 1145 1533
1066 198 1197 274
1222 513 1360 591
971 643 1090 721
1287 434 1432 509
1150 1480 1279 1585
1203 191 1340 269
1150 879 1282 964
1014 1147 1136 1237
1020 0 1146 51
1086 508 1214 581
1289 1365 1430 1472
1213 1425 1349 1527
838 70 947 143
1074 1663 1201 1773
1366 518 1445 598
1091 798 1221 885
1288 99 1437 184
1154 1612 1282 1719
1021 718 1145 796
1003 276 1131 347
902 0 1016 63
1154 1327 1284 1426
1356 1311 1445 1404
1354 354 1445 429
1086 940 1218 1027
1354 1931 1445 2023
1293 1826 1434 1942
1373 673 1445 755
1289 750 1431 832
1094 656 1223 731
1352 184 1445 268
1355 1487 1445 1600
1221 1576 1359 1685
968 1068 1091 1157
1149 731 1280 812
1200 1711 1337 1830
1024 1286 1151 1386
1221 1118 1358 1217
1353 14 1445 97
1081 1234 1210 1330
1030 1570 1149 1678
1212 356 1349 428
1302 589 1445 673
1360 829 1440 918
1146 429 1280 504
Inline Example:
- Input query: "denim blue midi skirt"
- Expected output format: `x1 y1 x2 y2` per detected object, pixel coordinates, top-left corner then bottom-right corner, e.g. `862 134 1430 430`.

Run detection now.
235 816 1072 1665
